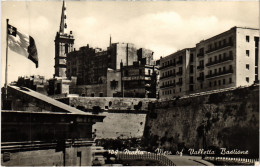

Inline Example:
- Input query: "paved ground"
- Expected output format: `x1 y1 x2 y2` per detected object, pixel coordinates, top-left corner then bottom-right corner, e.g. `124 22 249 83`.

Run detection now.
165 155 214 166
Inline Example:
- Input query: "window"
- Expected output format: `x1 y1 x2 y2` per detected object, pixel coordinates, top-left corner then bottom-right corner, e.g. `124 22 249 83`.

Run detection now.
246 35 250 42
229 65 233 70
209 57 212 63
189 85 194 91
139 69 143 75
219 68 222 73
190 76 194 83
214 69 217 74
214 56 217 61
223 79 226 85
246 77 250 83
190 54 194 62
223 53 226 59
246 50 250 56
219 41 222 46
179 88 182 92
125 70 129 76
91 93 95 97
190 65 194 73
209 70 212 75
214 81 217 86
229 77 232 84
246 64 250 70
200 83 203 89
229 36 232 43
218 80 221 85
223 39 226 45
99 93 103 97
110 80 118 90
209 81 212 87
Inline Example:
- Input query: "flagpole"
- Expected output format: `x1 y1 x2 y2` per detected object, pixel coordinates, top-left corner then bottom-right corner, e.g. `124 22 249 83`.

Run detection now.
5 19 9 100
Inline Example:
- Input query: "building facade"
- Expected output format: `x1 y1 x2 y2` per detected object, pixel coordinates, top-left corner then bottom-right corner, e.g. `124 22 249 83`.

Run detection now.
66 42 157 97
121 62 157 98
54 1 74 78
195 27 259 93
159 26 259 99
159 48 195 99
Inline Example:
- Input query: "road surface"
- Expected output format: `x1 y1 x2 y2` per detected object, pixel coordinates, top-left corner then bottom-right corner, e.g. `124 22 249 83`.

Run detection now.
165 155 214 166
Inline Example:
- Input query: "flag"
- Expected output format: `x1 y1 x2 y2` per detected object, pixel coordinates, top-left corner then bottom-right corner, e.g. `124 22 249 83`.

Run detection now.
8 24 39 68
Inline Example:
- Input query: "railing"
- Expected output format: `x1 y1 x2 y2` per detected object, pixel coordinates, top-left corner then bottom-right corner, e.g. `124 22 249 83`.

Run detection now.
116 152 175 166
206 55 234 67
206 69 233 79
160 83 176 89
159 63 176 70
197 76 204 81
176 71 183 76
176 81 183 86
197 53 204 57
204 156 259 165
197 65 204 70
160 74 176 80
176 60 183 65
206 42 233 54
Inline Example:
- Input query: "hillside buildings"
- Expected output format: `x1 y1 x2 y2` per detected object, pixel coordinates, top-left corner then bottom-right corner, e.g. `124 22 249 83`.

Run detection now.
159 26 259 99
66 42 158 98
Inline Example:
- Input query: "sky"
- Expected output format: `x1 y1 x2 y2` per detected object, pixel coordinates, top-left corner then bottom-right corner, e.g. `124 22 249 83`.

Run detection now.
1 0 259 86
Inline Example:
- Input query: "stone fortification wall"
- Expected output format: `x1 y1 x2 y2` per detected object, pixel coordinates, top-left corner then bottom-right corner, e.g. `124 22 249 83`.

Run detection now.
143 85 259 158
59 97 156 111
93 112 146 139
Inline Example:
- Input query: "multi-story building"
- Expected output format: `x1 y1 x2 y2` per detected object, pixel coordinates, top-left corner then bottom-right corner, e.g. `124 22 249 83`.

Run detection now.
159 26 259 99
195 26 259 93
121 62 158 98
66 42 157 97
159 48 195 99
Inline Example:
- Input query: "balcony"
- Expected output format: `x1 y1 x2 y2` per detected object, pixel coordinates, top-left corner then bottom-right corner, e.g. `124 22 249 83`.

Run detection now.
176 81 183 86
160 73 176 80
206 55 234 67
176 71 183 76
197 76 204 81
197 65 204 70
197 53 204 58
176 60 183 65
160 83 176 89
159 63 176 70
206 42 233 54
206 69 233 79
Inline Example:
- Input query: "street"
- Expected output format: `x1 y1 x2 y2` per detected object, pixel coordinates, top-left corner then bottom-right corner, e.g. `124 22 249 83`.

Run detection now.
165 155 214 166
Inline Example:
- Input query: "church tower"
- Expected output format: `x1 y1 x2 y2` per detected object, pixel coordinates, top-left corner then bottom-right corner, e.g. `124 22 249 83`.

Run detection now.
54 0 74 77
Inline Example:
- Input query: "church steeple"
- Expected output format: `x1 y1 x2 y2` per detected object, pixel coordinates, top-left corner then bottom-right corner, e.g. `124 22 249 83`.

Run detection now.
54 0 74 78
59 0 68 34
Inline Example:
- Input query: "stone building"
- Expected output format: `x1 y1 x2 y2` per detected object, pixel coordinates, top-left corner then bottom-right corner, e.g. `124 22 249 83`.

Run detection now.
159 26 259 99
196 26 259 92
54 0 74 78
159 48 195 99
66 41 157 97
16 75 48 95
121 62 158 98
